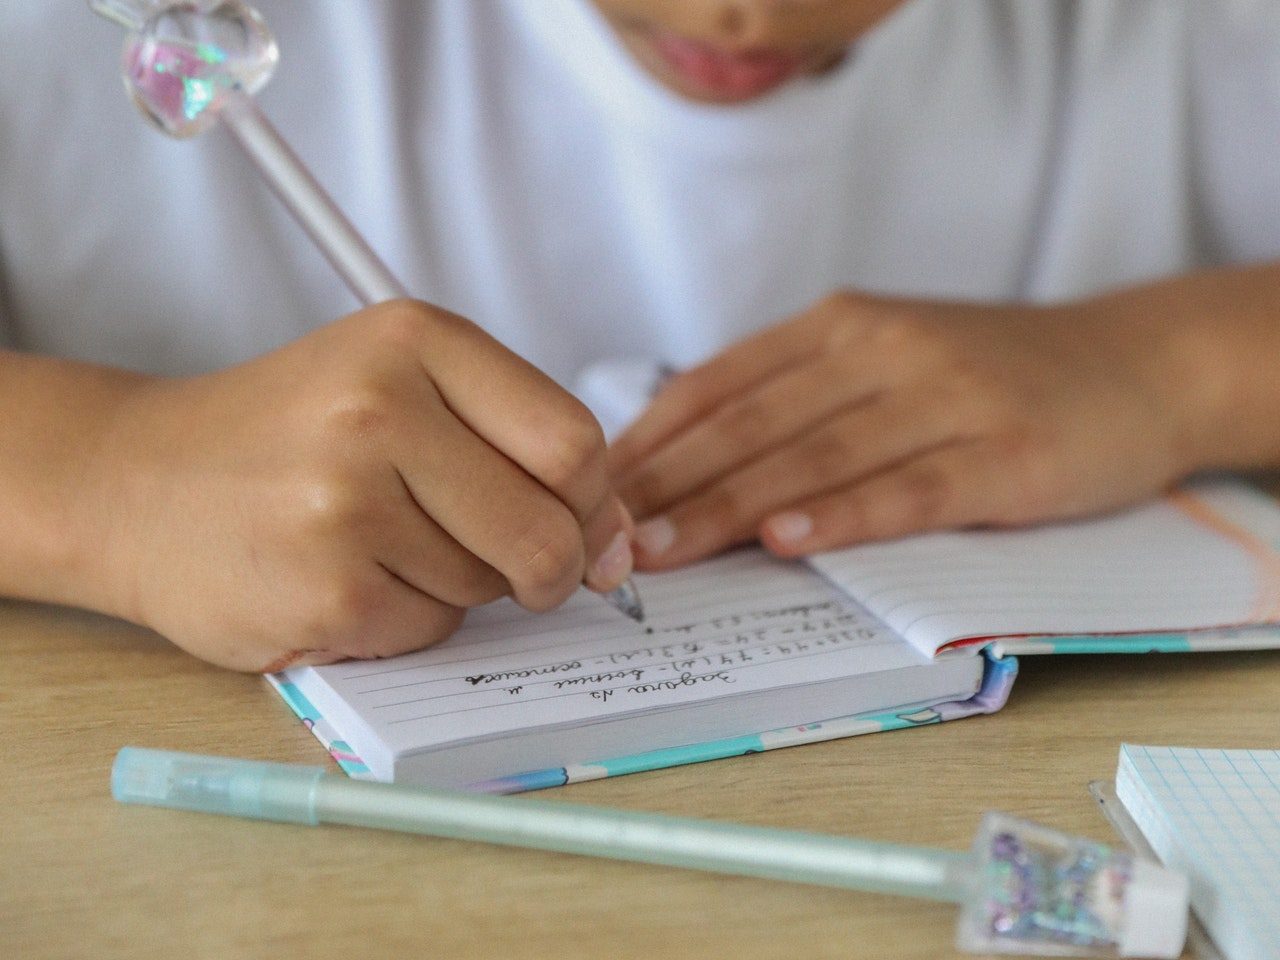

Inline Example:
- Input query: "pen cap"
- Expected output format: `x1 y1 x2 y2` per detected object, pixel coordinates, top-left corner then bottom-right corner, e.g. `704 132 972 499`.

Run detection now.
956 811 1188 958
112 747 325 825
90 0 279 138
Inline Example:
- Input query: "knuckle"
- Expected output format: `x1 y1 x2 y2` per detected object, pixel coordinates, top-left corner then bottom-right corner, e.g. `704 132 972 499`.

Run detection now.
364 300 435 348
815 292 863 346
818 289 861 316
510 516 585 610
421 304 478 339
320 381 398 443
821 286 897 319
868 311 931 354
538 408 606 495
364 301 481 354
294 471 367 537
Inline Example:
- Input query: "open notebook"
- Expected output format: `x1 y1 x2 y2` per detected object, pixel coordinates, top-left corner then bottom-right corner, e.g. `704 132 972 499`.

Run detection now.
271 478 1280 792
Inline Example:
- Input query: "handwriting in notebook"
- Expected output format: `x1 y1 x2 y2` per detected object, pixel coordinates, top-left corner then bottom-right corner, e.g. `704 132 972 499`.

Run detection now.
306 550 919 740
453 600 879 704
370 601 884 722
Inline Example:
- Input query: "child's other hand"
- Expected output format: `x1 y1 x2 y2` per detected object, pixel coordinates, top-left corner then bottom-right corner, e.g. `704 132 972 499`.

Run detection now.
611 291 1195 569
97 301 631 671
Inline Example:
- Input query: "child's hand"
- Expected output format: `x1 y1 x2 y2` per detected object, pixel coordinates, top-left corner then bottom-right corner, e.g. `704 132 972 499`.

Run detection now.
95 301 632 671
610 290 1196 569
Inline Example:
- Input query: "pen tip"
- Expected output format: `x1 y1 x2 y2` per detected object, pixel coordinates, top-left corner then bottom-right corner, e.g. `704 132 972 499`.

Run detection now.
606 578 645 623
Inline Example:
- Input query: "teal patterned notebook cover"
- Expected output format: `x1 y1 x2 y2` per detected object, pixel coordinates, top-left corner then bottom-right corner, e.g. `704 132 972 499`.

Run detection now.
267 651 1017 793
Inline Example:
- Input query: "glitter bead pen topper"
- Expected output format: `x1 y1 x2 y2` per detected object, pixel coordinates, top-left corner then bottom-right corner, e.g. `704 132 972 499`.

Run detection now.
88 0 644 622
115 747 1190 958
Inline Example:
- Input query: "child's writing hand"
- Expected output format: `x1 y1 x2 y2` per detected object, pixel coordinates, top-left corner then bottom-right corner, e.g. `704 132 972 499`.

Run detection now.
610 290 1195 569
97 301 632 671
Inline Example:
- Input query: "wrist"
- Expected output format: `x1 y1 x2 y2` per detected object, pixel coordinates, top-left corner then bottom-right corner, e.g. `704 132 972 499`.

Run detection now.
8 360 166 624
1098 266 1280 476
75 374 181 627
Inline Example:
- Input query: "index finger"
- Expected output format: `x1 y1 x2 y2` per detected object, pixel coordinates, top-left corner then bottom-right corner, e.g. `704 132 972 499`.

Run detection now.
609 309 835 475
397 304 615 529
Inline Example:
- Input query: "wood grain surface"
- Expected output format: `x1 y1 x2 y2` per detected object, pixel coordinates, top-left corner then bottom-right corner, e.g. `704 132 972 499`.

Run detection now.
6 477 1279 959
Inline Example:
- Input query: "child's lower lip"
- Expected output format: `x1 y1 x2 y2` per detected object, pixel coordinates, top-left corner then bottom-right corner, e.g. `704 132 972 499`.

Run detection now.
645 28 806 101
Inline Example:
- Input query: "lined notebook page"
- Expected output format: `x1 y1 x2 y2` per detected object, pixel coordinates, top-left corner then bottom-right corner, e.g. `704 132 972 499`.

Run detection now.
808 481 1280 658
289 548 936 765
1116 745 1280 960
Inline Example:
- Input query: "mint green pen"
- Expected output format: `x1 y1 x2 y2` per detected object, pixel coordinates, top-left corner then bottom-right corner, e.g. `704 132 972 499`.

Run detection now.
112 748 1185 957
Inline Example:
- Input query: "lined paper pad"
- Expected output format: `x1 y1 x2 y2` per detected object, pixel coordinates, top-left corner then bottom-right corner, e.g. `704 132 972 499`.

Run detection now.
1116 745 1280 960
809 481 1280 658
285 548 981 784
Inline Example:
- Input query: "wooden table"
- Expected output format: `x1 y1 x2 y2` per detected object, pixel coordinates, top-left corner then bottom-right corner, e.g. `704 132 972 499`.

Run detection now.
5 559 1280 959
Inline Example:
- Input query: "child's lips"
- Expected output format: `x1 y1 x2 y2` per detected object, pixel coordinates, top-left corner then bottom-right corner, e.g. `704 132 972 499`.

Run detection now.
645 28 809 101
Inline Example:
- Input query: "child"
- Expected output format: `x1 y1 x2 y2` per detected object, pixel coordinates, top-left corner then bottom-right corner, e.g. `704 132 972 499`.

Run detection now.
1 0 1278 671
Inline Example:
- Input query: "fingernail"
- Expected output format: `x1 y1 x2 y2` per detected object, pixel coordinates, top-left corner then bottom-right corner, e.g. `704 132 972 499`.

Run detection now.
634 516 676 558
765 511 813 545
589 530 634 590
615 498 636 536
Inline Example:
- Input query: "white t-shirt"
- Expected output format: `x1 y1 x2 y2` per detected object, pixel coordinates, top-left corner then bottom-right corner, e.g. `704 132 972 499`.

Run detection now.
2 1 1279 386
